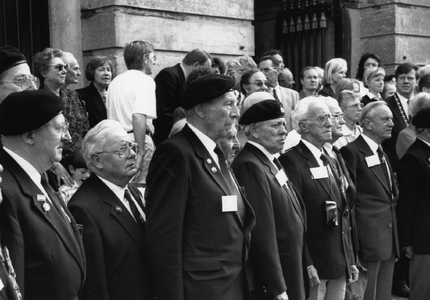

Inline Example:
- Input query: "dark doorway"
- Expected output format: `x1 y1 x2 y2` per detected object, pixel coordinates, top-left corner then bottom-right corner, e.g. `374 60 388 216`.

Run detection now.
0 0 50 70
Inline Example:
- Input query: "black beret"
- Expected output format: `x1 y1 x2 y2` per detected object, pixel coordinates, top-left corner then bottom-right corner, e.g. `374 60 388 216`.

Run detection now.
0 46 27 75
239 100 285 125
412 107 430 129
181 74 235 109
0 90 64 135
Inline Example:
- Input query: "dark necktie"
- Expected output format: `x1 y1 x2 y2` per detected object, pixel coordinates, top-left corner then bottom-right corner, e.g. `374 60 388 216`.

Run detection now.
41 175 72 225
273 88 283 107
214 145 245 222
124 189 145 233
377 146 391 190
320 153 342 203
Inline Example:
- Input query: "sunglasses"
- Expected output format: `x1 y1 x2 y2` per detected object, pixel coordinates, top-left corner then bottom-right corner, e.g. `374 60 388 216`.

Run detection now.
50 64 68 71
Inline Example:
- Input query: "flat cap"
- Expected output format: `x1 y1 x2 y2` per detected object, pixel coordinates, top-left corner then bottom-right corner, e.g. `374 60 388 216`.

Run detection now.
0 46 27 75
0 90 64 135
181 74 235 109
239 100 285 125
412 107 430 128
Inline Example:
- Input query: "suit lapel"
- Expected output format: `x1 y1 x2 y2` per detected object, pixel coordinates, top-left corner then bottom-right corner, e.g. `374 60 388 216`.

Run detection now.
297 141 332 197
356 136 392 195
0 149 86 273
89 175 146 252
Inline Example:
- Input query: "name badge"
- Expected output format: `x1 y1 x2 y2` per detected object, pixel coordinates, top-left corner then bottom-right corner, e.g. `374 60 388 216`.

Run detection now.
275 169 288 187
0 278 4 291
365 155 380 167
222 195 238 212
310 167 329 179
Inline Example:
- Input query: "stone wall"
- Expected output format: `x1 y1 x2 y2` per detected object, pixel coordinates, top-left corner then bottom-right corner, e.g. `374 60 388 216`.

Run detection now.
78 0 255 83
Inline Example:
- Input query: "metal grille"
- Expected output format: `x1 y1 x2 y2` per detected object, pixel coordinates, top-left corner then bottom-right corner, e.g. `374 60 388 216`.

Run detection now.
0 0 50 71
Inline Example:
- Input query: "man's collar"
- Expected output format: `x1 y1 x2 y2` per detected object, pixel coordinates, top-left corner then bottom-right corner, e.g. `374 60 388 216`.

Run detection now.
361 133 379 154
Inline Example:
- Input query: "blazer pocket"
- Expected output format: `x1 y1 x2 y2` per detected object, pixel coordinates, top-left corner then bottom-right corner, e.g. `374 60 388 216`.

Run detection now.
183 257 222 271
356 216 378 251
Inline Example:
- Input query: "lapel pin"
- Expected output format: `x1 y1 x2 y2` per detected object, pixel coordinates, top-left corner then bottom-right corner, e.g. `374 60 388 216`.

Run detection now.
42 202 50 212
37 194 46 202
211 167 217 174
207 158 212 164
115 206 122 213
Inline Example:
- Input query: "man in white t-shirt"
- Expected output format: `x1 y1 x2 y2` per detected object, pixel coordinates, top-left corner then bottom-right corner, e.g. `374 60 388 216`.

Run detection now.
107 40 157 184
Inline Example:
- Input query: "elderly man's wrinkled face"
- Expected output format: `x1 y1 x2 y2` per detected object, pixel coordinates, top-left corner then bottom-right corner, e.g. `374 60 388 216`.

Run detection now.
0 63 38 102
365 105 394 143
219 127 240 165
327 103 345 140
302 103 333 147
204 91 239 143
96 128 138 185
254 118 287 154
65 57 81 86
33 113 71 172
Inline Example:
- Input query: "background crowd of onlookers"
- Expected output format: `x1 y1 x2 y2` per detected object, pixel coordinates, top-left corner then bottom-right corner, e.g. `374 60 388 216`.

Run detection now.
0 42 430 300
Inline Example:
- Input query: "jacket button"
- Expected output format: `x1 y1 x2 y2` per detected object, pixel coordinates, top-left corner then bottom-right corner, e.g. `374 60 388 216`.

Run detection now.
388 223 393 228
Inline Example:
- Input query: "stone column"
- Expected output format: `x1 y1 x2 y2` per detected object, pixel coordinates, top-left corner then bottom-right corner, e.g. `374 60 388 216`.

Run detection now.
360 0 430 75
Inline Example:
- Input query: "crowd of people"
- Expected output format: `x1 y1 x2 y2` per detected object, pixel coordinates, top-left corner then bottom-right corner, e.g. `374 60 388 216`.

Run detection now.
0 41 429 300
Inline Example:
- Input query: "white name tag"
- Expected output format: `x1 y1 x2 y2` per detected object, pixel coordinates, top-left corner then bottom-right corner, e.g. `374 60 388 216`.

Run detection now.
365 155 381 167
222 195 238 212
310 167 329 179
275 169 288 187
0 278 4 291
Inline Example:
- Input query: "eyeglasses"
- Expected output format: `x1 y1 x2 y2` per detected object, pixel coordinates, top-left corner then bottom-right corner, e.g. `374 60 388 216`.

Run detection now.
331 113 345 121
96 141 139 158
0 75 40 90
248 80 268 87
316 114 332 125
50 64 68 71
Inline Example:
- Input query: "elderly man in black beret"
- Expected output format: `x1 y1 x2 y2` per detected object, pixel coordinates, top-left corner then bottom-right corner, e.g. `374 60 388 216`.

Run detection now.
397 107 430 300
0 90 86 300
231 100 309 300
146 74 256 300
0 46 39 102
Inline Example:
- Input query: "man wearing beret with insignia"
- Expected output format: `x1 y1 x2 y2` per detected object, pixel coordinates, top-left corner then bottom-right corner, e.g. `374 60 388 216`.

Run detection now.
146 74 256 300
397 107 430 300
0 90 86 299
0 46 39 103
231 100 309 300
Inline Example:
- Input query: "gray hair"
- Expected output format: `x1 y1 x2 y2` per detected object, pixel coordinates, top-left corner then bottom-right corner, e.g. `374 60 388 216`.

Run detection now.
292 96 322 128
359 100 387 125
82 120 124 169
410 92 430 117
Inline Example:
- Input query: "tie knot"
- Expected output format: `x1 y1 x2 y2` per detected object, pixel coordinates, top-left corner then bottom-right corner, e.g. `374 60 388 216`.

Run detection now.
124 189 132 201
273 158 283 170
320 153 329 166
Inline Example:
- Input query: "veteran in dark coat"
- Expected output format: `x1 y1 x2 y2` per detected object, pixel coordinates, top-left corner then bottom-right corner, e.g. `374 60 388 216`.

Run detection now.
279 96 357 300
68 120 153 300
231 100 309 300
146 74 255 300
397 107 430 300
0 90 86 300
340 101 399 300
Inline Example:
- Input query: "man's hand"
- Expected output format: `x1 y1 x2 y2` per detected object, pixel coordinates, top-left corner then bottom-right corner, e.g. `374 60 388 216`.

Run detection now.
349 264 359 284
273 291 288 300
307 265 320 288
405 246 414 259
52 162 74 187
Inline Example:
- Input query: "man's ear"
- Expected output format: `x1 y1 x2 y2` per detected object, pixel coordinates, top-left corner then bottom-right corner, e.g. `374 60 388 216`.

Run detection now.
194 103 206 118
91 154 103 170
298 121 309 134
361 119 371 130
249 123 259 139
22 131 36 145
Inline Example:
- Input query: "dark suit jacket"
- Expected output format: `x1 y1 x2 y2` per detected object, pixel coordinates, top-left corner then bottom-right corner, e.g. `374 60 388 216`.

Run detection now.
318 84 335 98
0 148 86 300
279 141 355 280
68 174 153 300
382 94 408 171
153 63 185 146
231 143 309 300
340 135 400 261
397 138 430 254
145 124 256 300
76 83 107 128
